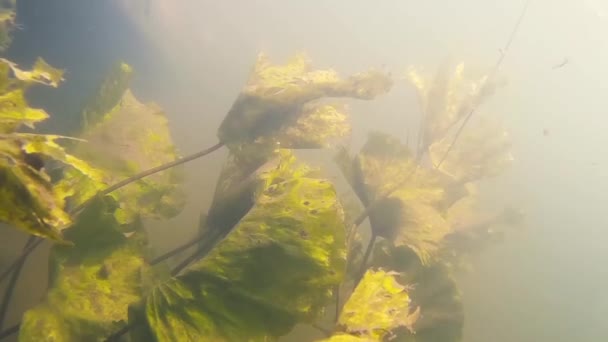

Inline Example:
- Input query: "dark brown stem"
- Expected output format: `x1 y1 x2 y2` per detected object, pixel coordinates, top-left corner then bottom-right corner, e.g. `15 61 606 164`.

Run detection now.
355 234 377 284
72 142 224 215
0 323 19 340
0 236 37 330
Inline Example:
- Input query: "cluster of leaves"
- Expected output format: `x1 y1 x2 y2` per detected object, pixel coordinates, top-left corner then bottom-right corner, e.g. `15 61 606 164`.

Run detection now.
16 62 186 341
5 53 522 342
324 62 522 341
0 57 96 243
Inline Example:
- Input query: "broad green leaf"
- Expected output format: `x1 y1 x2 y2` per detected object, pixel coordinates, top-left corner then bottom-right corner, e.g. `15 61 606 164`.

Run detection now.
370 241 464 342
429 118 514 183
218 53 392 146
334 269 419 341
135 151 347 341
19 196 150 341
405 63 505 150
59 62 186 224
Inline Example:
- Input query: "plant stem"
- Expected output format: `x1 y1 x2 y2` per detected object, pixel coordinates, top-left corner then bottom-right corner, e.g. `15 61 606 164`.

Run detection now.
0 236 36 330
72 141 225 215
150 233 207 266
104 322 135 342
355 234 377 285
0 238 43 284
0 323 19 340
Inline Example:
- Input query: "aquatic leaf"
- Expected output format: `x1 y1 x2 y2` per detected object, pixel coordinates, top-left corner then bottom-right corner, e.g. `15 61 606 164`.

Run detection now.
406 63 505 151
19 196 150 341
429 118 514 182
134 151 347 341
370 241 464 342
0 89 49 131
218 53 392 146
316 335 375 342
0 57 65 88
59 62 186 224
0 58 91 242
334 269 419 340
336 132 452 263
80 62 133 130
260 103 352 149
442 188 525 261
0 144 70 242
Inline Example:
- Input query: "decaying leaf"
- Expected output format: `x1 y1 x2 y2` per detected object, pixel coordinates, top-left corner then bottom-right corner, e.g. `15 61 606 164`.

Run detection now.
405 62 506 152
217 53 392 146
334 269 419 340
429 118 514 183
58 62 186 224
335 132 454 264
133 151 347 341
19 197 151 341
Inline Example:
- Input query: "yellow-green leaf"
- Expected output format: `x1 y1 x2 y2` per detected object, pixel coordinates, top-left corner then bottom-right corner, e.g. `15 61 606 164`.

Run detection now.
135 151 347 341
370 241 464 341
336 269 419 340
218 53 392 146
19 196 151 342
0 57 65 88
60 63 186 224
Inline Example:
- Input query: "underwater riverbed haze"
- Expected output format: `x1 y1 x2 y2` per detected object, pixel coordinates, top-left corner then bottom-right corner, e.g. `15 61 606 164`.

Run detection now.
1 0 607 341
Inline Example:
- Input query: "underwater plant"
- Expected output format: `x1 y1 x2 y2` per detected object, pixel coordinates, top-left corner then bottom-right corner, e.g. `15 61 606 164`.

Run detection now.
0 50 525 342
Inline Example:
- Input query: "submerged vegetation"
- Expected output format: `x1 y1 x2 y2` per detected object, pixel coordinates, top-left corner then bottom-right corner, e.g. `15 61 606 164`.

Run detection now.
0 17 525 342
